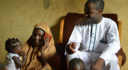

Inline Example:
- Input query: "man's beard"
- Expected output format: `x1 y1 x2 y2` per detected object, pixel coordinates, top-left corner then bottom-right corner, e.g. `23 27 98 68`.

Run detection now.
85 17 92 24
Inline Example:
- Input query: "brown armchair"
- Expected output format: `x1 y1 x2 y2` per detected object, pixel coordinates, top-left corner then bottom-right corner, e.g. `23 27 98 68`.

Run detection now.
55 13 126 70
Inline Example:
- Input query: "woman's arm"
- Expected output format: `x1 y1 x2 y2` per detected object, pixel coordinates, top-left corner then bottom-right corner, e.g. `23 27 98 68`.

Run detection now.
40 36 49 67
40 51 47 67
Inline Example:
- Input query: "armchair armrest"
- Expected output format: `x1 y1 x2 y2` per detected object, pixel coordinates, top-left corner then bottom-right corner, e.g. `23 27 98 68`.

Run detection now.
118 55 123 68
116 48 126 66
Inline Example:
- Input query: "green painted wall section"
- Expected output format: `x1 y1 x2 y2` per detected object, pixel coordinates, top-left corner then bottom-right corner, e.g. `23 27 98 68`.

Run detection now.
0 0 127 69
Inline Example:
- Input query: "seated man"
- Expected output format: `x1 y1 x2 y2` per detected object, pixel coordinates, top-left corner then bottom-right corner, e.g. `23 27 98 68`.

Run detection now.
66 0 120 70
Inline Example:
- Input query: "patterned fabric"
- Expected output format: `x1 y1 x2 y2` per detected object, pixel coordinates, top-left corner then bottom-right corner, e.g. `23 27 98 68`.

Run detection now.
21 22 60 70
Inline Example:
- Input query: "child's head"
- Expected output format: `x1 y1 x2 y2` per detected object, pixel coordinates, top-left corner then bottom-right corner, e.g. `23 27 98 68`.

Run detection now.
5 38 22 56
69 58 84 70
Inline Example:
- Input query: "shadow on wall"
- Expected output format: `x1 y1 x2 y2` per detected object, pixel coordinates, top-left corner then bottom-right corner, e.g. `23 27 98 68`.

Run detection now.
51 16 66 44
51 16 68 70
43 0 50 10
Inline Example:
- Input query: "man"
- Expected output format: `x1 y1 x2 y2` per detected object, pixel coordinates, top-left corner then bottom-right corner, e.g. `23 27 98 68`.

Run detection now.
66 0 120 70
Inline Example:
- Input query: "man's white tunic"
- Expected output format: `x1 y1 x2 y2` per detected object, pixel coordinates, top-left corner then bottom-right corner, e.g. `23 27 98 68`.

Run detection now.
67 17 120 70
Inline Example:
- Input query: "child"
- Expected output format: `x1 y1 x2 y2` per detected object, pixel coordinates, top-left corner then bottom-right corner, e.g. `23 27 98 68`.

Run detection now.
5 38 27 70
69 58 84 70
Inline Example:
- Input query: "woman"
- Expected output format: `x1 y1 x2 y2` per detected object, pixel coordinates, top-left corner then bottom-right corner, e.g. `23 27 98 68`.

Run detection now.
21 22 60 70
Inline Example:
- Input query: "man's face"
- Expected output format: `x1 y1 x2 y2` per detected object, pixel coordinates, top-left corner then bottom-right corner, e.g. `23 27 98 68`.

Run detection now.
84 2 100 24
32 29 44 46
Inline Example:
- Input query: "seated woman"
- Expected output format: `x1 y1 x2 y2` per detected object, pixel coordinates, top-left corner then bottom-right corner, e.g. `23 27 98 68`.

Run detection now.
21 22 60 70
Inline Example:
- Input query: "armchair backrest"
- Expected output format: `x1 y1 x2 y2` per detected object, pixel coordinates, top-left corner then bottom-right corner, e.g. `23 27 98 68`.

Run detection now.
63 13 118 46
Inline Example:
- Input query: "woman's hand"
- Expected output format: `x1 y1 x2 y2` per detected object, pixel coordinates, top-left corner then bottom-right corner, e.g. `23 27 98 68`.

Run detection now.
40 36 49 67
41 36 49 52
22 51 27 60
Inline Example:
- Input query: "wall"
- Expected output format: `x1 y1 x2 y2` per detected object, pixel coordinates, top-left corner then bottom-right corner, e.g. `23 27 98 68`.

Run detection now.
0 0 127 69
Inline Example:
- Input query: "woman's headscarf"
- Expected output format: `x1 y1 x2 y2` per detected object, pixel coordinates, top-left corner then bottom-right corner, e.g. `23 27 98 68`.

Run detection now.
21 22 60 70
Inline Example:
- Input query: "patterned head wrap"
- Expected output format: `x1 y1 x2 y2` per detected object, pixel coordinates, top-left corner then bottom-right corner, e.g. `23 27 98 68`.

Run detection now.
34 22 49 32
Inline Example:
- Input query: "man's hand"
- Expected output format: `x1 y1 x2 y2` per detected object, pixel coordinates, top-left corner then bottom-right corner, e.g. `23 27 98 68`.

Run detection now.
91 58 105 70
66 42 76 54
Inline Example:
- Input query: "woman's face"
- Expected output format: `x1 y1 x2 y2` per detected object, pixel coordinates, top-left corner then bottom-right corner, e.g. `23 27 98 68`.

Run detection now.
32 29 44 46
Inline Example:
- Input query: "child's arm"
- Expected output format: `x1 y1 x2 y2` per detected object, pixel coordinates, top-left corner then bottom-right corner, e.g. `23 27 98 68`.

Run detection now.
12 52 27 67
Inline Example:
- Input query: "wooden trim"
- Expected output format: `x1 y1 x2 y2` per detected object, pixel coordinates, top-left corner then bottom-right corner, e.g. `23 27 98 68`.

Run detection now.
59 19 65 43
118 55 123 69
118 21 122 41
117 21 123 69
